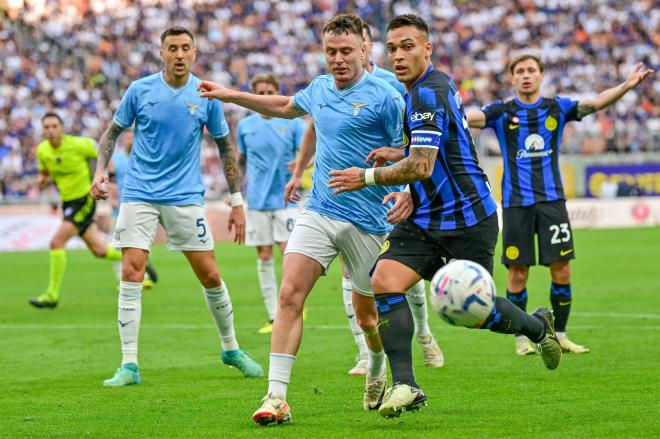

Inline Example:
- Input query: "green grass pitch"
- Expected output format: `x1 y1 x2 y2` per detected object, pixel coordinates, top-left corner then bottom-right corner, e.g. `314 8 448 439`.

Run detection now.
1 227 659 438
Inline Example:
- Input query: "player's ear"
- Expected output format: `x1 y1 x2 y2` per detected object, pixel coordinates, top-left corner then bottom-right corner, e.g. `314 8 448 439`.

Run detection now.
425 41 433 60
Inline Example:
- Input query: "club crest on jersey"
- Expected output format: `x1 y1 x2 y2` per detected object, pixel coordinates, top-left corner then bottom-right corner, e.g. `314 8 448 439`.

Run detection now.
186 103 199 116
545 115 558 131
279 127 288 135
352 102 368 116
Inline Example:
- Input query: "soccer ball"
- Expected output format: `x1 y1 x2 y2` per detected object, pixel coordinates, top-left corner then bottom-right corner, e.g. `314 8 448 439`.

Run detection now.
430 260 496 328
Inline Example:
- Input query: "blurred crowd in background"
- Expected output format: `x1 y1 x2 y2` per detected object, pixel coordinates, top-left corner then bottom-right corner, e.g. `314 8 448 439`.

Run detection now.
1 0 658 202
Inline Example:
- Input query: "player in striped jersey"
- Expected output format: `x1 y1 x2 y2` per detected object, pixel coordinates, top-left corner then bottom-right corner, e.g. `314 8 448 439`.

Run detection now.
467 54 653 355
330 14 563 418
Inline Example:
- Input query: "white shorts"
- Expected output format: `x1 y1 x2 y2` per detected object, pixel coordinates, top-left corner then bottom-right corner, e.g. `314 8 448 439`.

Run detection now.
246 208 299 246
285 210 386 297
113 202 214 252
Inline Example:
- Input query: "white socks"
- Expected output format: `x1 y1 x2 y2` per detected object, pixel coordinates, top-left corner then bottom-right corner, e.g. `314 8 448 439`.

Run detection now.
367 346 386 378
268 353 295 400
203 282 239 351
342 277 368 359
257 259 278 322
118 281 142 365
406 280 431 337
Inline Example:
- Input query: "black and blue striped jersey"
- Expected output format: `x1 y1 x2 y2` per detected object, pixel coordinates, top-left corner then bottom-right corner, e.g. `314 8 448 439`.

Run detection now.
403 65 497 231
482 97 581 208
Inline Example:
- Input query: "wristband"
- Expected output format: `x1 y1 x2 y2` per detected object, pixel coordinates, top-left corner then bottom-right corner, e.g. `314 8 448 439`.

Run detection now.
364 168 376 186
230 192 243 207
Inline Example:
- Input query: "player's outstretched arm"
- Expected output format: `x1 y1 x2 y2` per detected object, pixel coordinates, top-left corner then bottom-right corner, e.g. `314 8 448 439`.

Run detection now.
328 146 438 194
576 62 654 119
91 122 126 200
466 110 487 129
198 81 305 119
214 135 245 244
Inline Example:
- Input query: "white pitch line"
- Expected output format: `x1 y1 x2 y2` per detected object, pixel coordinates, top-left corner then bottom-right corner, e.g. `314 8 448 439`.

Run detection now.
1 323 659 331
572 312 660 320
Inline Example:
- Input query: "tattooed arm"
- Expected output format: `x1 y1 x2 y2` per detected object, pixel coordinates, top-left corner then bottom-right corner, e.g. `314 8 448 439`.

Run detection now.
373 147 437 185
328 147 437 194
90 122 126 200
214 135 242 194
576 62 654 120
214 134 246 244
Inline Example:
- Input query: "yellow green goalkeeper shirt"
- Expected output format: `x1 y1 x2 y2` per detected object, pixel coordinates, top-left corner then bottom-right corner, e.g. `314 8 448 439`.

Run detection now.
36 135 97 202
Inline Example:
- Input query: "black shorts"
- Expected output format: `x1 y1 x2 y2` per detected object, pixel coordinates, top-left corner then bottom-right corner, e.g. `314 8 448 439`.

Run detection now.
62 194 96 235
502 200 575 267
376 213 499 280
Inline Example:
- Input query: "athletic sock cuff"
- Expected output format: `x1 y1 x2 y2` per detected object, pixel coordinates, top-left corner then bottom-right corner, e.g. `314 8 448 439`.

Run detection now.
203 281 227 296
374 293 407 314
257 259 275 269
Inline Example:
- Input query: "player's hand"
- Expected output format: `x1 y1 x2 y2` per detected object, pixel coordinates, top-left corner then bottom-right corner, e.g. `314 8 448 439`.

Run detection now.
366 147 404 167
37 174 50 190
624 63 654 90
328 167 367 194
90 173 109 200
227 205 246 245
284 175 302 206
197 81 232 101
383 191 413 224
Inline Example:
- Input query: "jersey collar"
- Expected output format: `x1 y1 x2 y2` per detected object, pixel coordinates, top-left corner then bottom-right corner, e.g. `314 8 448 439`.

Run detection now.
159 71 193 92
514 96 544 108
331 69 368 95
411 64 434 91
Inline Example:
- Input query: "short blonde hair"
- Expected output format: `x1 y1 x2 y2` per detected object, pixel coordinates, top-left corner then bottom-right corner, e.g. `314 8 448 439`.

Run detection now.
508 54 544 74
250 73 280 92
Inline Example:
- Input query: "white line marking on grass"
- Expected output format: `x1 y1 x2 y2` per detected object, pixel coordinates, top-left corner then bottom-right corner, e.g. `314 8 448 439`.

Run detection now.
1 323 660 330
572 312 660 320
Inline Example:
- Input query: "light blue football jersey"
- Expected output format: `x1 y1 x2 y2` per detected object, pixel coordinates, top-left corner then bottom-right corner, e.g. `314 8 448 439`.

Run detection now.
113 72 229 205
370 62 406 97
111 149 129 216
237 115 305 210
293 70 404 235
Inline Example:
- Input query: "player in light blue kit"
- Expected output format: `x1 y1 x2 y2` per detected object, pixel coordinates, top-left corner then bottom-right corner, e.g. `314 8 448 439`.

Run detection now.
91 26 262 387
296 19 442 376
199 15 414 425
237 72 306 334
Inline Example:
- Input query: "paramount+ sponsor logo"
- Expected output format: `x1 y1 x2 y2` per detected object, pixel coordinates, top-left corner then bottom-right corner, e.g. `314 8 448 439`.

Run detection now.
410 111 436 122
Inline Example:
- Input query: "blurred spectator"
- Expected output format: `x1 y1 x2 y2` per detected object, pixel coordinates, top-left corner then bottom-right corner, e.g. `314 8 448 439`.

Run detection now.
1 0 658 202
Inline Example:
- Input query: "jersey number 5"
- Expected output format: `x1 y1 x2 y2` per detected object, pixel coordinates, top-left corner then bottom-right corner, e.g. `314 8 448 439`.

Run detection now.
196 218 207 238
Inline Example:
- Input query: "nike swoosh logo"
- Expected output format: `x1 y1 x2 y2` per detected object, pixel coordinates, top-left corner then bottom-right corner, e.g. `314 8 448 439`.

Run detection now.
118 320 134 327
560 249 573 256
509 124 519 129
559 301 572 306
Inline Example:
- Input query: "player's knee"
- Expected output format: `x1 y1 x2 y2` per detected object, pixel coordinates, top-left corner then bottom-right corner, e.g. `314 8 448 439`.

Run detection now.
257 246 273 261
90 245 106 258
198 270 220 289
356 308 378 331
278 282 305 314
122 259 145 283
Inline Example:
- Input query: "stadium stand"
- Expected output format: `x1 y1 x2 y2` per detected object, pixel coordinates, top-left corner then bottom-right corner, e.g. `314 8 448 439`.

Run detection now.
1 0 658 202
